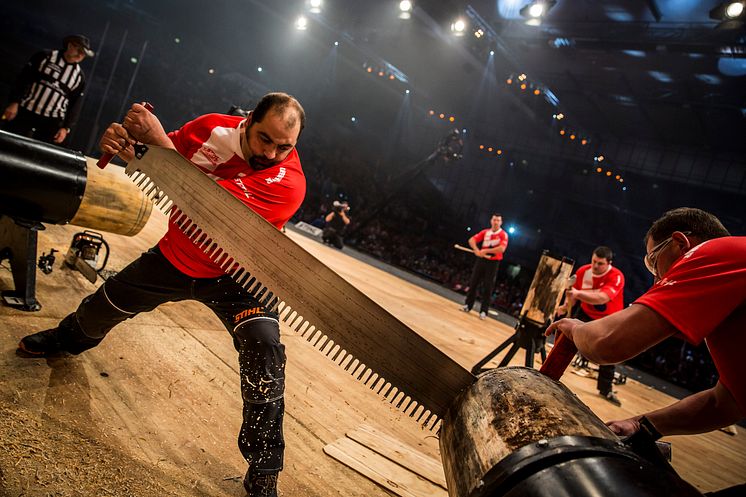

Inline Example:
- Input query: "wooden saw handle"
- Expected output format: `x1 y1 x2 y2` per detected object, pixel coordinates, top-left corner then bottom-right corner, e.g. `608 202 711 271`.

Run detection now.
96 102 154 169
539 332 578 381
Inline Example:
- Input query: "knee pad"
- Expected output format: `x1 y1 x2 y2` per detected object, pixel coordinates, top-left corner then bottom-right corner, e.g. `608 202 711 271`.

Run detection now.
234 317 280 346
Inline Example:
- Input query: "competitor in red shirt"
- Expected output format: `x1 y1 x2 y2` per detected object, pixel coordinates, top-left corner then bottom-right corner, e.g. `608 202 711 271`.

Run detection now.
556 246 625 405
18 93 305 497
547 208 744 495
461 213 509 319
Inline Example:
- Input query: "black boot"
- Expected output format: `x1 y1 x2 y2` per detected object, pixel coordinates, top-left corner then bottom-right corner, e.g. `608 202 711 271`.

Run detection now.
243 470 278 497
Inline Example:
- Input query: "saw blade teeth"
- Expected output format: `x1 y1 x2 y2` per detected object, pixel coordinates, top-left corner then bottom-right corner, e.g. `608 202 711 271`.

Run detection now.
232 268 245 281
135 175 150 188
328 345 342 361
344 358 360 373
317 336 332 353
254 285 267 300
260 292 274 307
313 331 327 348
409 403 424 419
396 394 409 409
236 272 251 287
266 296 280 311
337 353 352 368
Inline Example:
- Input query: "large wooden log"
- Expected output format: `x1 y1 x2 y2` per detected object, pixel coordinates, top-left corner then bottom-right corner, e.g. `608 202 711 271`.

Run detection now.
439 367 703 497
70 158 152 236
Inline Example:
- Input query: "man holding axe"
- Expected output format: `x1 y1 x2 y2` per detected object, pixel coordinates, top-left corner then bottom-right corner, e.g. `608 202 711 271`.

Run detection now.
460 213 509 320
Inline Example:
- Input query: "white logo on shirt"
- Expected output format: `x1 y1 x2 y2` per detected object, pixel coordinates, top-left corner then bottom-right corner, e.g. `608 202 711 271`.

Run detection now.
265 167 286 184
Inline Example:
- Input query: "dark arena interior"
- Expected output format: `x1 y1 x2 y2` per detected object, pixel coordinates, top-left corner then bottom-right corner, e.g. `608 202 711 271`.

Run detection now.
0 1 744 496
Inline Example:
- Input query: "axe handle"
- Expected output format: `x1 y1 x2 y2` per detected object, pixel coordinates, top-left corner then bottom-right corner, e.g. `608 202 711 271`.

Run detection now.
96 102 154 169
540 332 577 381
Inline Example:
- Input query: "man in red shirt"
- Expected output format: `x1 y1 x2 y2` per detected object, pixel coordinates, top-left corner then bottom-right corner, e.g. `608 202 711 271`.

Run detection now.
18 92 305 497
547 208 744 495
461 213 509 319
556 246 625 406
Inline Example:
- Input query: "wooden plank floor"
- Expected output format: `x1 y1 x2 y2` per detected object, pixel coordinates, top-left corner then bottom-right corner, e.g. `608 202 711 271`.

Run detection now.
1 207 744 496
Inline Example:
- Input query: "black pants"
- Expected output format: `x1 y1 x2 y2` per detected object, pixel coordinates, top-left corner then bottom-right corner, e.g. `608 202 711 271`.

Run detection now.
55 246 285 474
465 258 499 314
2 106 63 144
577 308 615 395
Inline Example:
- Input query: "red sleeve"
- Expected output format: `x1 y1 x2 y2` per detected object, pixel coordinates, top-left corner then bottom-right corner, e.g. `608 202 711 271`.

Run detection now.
472 229 486 244
599 268 624 300
635 238 746 345
500 231 509 248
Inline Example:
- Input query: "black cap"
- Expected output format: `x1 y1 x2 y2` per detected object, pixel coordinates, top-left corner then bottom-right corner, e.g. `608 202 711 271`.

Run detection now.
63 34 94 57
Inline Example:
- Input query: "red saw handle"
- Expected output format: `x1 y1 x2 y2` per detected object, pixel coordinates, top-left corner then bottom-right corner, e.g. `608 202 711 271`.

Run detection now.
96 102 154 169
539 332 578 381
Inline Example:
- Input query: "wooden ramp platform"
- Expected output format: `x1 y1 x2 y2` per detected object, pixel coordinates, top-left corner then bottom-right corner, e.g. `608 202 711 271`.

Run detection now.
1 209 744 496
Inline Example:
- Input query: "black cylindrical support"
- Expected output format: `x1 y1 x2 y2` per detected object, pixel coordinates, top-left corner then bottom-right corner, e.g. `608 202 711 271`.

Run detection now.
479 435 703 497
0 130 87 224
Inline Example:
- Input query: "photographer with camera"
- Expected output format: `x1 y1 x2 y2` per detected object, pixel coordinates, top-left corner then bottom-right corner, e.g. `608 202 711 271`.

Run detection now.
323 200 350 249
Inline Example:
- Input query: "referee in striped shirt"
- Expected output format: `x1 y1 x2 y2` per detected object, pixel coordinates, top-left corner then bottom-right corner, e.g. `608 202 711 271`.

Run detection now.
2 34 93 145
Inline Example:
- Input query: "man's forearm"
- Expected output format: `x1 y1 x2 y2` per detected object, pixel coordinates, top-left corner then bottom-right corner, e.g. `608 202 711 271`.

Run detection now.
572 289 610 305
646 383 742 436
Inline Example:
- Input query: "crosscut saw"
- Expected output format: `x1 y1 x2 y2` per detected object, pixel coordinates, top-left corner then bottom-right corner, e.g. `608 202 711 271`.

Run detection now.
123 145 476 429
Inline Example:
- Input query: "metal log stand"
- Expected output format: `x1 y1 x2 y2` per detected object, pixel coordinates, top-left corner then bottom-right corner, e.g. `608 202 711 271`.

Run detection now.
472 251 574 374
0 130 152 310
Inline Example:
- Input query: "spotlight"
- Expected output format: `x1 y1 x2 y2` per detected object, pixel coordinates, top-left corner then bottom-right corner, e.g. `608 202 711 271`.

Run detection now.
533 88 541 95
309 0 322 14
520 1 557 19
439 113 445 119
490 50 495 55
726 1 745 18
508 226 516 234
506 78 513 84
487 147 493 152
570 134 576 140
378 70 384 76
428 110 435 115
555 113 564 120
257 66 263 72
596 167 602 173
399 0 413 20
709 1 745 28
581 139 587 145
389 74 395 80
351 116 357 122
295 16 308 30
405 89 410 94
497 149 502 155
474 28 484 38
207 68 215 74
366 67 373 73
559 129 565 135
597 155 604 162
449 116 455 122
479 144 485 149
615 175 621 180
606 171 612 176
520 83 527 90
334 41 339 46
451 18 467 35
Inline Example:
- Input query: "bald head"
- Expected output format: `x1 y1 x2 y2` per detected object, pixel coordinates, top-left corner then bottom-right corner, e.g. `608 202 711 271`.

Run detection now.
252 92 305 136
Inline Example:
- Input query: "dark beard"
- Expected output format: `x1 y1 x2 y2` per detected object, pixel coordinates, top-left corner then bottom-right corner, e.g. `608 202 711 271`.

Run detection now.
248 155 277 171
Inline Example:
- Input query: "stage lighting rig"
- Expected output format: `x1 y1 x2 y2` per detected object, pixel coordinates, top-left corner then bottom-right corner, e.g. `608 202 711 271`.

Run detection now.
709 1 745 29
308 0 322 14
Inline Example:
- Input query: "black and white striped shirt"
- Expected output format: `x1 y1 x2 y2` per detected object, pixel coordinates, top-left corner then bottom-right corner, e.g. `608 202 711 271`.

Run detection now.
10 50 86 128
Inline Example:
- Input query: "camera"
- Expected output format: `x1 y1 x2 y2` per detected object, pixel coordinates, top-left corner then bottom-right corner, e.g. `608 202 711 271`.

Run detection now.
332 200 350 213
